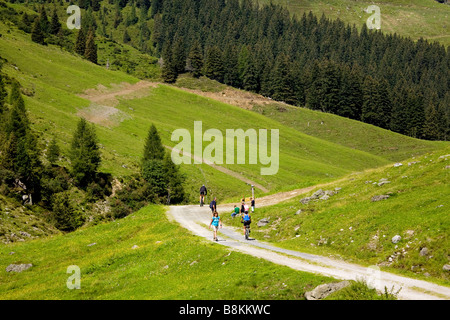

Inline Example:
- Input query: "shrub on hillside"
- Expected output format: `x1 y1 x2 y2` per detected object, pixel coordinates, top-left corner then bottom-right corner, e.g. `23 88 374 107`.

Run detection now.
51 191 84 232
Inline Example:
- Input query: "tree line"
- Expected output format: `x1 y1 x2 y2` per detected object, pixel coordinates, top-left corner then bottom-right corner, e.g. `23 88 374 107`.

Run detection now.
9 0 448 140
154 0 449 141
0 65 185 232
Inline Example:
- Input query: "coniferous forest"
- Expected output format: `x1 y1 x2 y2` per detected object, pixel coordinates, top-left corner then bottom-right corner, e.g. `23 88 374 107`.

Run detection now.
151 0 449 141
2 0 448 140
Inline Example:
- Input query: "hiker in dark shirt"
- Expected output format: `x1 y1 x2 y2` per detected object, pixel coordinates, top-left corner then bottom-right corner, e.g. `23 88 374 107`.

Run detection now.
199 184 207 206
209 197 217 215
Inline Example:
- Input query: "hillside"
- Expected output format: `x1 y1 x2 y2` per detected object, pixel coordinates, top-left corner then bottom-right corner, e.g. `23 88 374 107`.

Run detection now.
0 5 448 304
1 17 448 203
262 0 450 48
0 204 335 299
174 74 447 162
0 20 407 204
224 146 450 283
0 194 61 244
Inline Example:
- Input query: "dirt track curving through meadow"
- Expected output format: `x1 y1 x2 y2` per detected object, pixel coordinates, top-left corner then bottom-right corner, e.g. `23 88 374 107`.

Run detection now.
167 198 450 300
79 81 450 299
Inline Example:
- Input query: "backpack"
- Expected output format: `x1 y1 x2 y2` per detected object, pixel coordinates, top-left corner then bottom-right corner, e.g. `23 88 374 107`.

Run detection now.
243 214 250 222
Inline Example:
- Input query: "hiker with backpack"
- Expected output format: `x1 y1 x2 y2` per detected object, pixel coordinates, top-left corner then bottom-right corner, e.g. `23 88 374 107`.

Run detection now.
209 197 217 215
241 208 251 238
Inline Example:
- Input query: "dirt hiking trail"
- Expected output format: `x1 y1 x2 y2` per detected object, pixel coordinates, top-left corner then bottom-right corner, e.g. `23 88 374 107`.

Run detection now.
168 198 450 300
79 81 449 299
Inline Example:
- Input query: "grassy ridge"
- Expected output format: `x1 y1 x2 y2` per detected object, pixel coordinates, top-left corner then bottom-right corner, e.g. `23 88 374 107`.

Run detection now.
0 205 334 299
251 103 447 162
175 74 447 164
224 146 450 283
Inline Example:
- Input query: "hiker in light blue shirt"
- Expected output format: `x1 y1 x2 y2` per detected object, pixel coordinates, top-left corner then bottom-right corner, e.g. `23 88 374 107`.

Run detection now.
209 211 222 241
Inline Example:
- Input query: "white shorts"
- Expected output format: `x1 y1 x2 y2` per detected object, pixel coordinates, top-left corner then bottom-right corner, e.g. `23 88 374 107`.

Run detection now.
212 225 219 231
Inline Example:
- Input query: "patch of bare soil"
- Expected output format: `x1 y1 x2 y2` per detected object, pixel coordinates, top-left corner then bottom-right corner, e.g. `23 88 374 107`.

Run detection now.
79 80 158 107
77 81 157 127
179 86 282 110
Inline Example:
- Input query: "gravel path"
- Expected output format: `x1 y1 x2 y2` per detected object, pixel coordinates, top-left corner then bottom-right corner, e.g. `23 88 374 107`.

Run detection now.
167 203 450 300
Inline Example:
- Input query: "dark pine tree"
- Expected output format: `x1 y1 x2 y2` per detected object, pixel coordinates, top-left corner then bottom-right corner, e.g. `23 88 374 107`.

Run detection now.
70 118 101 187
0 86 42 204
172 37 186 74
47 137 60 166
84 29 98 64
161 45 178 83
187 40 204 78
38 5 50 35
74 28 86 56
50 8 62 35
142 123 166 163
162 152 185 205
31 17 46 45
204 46 225 83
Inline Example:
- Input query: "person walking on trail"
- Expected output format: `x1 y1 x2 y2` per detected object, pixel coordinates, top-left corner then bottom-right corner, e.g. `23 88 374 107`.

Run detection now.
209 211 222 241
250 197 255 213
209 197 217 215
199 185 207 206
241 210 251 237
243 202 249 214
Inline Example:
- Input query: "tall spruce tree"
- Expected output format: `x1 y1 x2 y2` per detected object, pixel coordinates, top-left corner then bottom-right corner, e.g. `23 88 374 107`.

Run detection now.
31 17 46 45
74 28 86 56
47 137 60 166
142 123 165 163
84 28 98 64
163 152 185 204
187 40 204 78
204 46 224 83
172 37 186 74
50 7 61 35
161 45 178 83
70 118 101 187
38 5 50 35
0 84 42 203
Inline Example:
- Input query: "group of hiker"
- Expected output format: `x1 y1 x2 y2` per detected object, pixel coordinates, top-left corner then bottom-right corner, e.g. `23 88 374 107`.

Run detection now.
199 184 254 241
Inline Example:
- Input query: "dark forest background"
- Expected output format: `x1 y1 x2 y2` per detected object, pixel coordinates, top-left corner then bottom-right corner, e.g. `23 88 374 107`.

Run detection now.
3 0 449 142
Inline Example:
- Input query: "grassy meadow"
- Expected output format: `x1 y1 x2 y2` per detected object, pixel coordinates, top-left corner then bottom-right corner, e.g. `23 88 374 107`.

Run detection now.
0 21 407 203
0 205 334 299
224 146 450 283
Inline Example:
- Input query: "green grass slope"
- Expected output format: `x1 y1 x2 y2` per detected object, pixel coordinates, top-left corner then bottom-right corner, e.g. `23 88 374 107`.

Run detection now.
224 146 450 283
0 205 334 299
252 103 447 162
0 195 61 244
0 21 404 203
262 0 450 48
175 74 447 163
